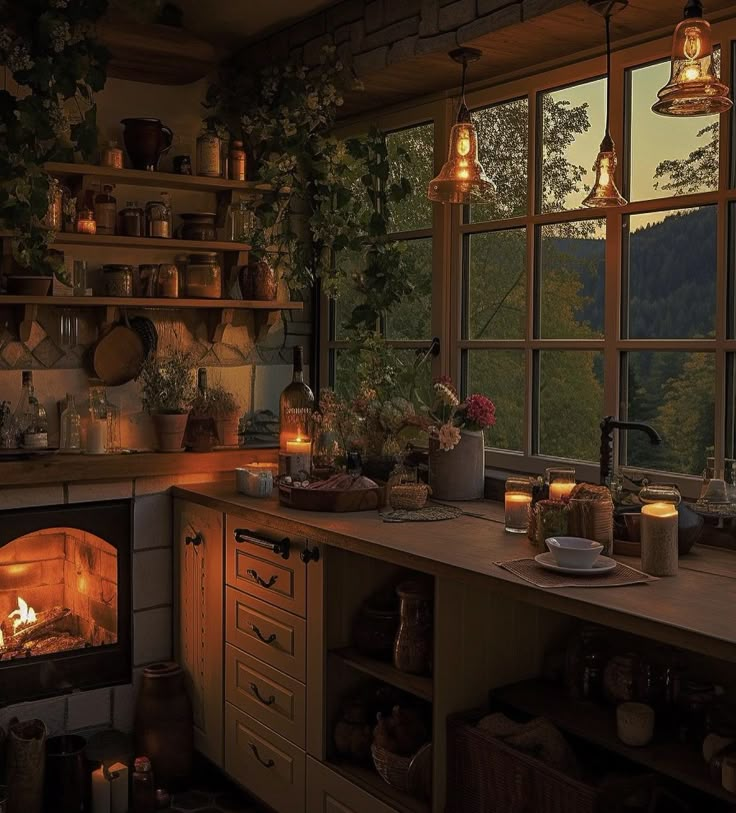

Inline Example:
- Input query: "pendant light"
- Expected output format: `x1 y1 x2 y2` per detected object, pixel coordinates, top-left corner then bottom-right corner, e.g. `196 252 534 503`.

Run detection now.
652 0 732 117
582 2 627 209
427 47 495 205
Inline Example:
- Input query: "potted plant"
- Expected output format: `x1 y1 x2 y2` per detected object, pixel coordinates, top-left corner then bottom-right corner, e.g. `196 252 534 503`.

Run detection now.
418 379 496 501
187 383 240 451
139 351 196 452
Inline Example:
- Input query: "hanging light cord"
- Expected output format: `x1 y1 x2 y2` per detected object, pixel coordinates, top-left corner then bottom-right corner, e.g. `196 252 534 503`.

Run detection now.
604 11 612 140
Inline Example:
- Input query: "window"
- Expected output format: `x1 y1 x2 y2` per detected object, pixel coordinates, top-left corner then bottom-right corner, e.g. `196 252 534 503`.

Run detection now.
324 17 736 493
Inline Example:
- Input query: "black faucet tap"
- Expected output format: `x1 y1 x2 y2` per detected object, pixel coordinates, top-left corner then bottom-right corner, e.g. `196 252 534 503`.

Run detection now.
599 416 662 486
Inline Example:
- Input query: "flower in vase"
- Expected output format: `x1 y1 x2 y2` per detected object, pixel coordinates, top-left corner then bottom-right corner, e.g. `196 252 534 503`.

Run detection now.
437 422 461 452
465 393 496 430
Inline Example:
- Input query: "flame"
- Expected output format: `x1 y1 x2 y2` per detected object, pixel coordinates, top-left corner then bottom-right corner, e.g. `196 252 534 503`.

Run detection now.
9 596 37 634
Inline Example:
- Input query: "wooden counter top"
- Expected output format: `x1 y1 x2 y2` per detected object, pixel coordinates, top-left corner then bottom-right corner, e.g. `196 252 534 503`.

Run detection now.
173 482 736 663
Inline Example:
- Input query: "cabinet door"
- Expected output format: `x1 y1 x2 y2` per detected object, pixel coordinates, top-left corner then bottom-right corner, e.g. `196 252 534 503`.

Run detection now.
174 499 224 766
306 758 399 813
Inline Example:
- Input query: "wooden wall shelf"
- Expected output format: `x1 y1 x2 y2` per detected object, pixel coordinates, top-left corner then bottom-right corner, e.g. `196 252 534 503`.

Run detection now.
494 679 734 803
44 162 273 195
330 648 433 702
49 232 251 253
0 295 302 311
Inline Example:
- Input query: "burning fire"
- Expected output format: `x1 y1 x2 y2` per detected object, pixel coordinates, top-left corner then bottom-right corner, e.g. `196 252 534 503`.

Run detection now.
9 596 37 634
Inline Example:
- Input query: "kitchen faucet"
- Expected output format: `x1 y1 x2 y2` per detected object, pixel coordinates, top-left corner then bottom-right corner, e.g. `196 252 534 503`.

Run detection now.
599 416 662 487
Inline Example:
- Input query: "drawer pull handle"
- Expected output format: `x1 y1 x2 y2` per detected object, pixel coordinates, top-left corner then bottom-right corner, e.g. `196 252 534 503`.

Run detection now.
250 682 276 706
251 624 276 645
249 743 275 769
234 529 290 560
247 568 278 589
185 532 203 547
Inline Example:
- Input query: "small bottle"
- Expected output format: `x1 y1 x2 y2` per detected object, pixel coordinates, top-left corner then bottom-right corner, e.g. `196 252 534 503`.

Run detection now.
197 367 208 401
25 402 48 449
119 201 144 237
197 120 221 178
94 184 117 235
229 140 246 181
60 394 81 451
14 371 37 439
132 757 156 813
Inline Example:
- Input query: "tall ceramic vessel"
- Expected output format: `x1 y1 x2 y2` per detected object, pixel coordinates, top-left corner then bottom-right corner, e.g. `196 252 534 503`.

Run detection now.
429 429 485 501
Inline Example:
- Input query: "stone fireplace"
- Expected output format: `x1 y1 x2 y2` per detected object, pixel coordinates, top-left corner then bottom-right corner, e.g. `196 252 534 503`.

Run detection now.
0 500 131 706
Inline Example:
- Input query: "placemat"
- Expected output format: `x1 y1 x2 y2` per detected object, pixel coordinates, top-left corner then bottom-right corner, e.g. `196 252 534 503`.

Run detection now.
494 557 656 588
381 504 463 522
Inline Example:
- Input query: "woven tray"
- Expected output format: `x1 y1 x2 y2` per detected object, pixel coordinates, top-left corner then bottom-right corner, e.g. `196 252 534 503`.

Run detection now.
381 504 463 522
494 557 656 588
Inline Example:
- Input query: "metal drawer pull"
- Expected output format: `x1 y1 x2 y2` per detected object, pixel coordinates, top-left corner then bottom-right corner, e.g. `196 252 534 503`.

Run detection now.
247 568 278 589
251 624 276 645
249 743 275 768
234 529 290 560
185 531 203 547
250 682 276 706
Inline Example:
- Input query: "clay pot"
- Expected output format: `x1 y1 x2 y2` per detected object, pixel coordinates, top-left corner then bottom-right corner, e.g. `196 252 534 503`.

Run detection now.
152 412 189 452
241 258 277 301
134 662 193 791
6 276 52 296
216 414 240 447
121 118 173 171
429 429 485 501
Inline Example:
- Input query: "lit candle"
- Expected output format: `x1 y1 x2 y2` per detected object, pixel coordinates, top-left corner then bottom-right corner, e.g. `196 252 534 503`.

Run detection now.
91 766 110 813
286 438 311 454
505 493 532 534
109 762 128 813
640 502 679 576
76 209 97 235
285 437 311 476
549 482 576 501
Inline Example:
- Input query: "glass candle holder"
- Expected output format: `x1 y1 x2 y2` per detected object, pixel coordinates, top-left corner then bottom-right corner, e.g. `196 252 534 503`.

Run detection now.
546 466 576 501
639 483 680 577
76 208 97 235
505 476 534 534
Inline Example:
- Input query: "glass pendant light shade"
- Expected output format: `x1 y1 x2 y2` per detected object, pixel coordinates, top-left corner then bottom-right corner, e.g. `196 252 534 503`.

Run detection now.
427 110 495 204
582 134 627 207
428 47 495 205
653 0 732 116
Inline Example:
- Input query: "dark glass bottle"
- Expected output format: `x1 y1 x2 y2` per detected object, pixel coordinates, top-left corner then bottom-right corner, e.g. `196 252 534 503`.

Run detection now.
278 346 314 452
94 184 117 235
132 756 156 813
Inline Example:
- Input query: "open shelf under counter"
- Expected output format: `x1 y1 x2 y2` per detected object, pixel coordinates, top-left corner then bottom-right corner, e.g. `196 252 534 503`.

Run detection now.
44 161 274 195
493 679 735 803
327 760 430 813
330 648 433 702
0 295 303 311
50 232 251 253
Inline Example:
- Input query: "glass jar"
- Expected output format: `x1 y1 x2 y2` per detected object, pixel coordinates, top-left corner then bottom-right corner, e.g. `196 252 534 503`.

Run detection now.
145 194 172 238
100 140 124 169
72 260 87 295
119 201 144 237
639 483 682 506
505 476 534 534
76 208 97 234
353 591 399 661
44 178 63 230
184 253 222 298
94 184 117 235
196 125 222 177
103 264 134 297
87 381 108 455
546 466 576 501
228 200 254 242
60 394 81 452
564 625 608 701
156 263 179 298
393 579 433 676
138 264 157 297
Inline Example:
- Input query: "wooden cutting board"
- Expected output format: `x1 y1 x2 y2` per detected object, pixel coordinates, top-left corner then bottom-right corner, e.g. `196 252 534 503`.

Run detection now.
91 323 145 386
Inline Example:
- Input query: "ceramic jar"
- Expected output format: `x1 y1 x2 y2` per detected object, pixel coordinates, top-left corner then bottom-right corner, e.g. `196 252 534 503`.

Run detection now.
429 429 484 501
102 265 134 297
184 253 221 298
240 257 278 301
121 118 173 171
393 579 433 676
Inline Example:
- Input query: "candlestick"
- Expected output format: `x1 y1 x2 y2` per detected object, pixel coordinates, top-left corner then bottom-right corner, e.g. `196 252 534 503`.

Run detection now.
505 492 532 534
640 502 678 576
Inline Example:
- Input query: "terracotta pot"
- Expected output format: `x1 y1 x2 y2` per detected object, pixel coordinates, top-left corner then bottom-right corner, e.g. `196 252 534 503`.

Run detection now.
152 412 189 452
134 662 193 791
121 117 173 171
216 414 240 447
429 429 485 501
6 276 52 296
245 258 278 301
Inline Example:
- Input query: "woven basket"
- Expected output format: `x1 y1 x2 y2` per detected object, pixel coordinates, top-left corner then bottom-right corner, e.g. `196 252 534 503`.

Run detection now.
389 483 431 511
371 742 432 800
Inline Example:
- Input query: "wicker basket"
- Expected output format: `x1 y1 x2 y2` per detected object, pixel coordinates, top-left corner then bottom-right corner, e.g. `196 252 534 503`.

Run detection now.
446 710 652 813
389 483 431 511
371 742 432 801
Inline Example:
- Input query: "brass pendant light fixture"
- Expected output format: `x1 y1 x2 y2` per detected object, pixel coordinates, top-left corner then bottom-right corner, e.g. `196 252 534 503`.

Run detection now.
427 47 495 205
652 0 732 117
582 0 627 209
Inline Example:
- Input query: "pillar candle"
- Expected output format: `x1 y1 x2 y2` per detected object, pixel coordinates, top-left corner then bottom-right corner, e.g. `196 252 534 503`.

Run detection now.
640 502 679 576
87 419 107 455
549 482 576 501
91 766 111 813
505 493 532 534
109 762 128 813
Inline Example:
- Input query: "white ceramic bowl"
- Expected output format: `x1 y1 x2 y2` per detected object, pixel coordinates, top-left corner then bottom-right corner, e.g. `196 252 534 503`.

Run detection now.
545 536 603 569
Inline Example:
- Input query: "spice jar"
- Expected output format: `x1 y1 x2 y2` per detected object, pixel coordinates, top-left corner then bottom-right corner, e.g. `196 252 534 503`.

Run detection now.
184 253 222 298
393 579 433 676
196 121 222 177
119 201 144 237
76 208 97 234
100 140 124 169
229 139 246 180
145 194 172 238
103 265 134 297
156 263 179 298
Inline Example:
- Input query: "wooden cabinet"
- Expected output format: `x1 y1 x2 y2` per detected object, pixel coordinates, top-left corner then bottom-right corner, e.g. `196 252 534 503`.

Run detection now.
173 499 224 766
307 759 400 813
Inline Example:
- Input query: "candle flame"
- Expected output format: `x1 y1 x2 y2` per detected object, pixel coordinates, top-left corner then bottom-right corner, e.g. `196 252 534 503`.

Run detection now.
9 596 37 634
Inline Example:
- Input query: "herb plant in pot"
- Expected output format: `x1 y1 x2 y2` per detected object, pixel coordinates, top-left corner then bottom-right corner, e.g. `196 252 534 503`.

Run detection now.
139 351 196 452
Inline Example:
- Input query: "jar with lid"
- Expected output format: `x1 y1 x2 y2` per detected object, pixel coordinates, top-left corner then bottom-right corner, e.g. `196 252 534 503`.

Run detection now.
156 263 179 298
119 201 144 237
76 207 97 234
196 120 222 177
94 184 117 235
103 265 134 297
145 193 172 238
184 253 222 298
229 139 246 180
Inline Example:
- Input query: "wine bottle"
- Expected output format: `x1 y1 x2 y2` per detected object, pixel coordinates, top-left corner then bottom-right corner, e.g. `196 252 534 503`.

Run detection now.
279 346 314 452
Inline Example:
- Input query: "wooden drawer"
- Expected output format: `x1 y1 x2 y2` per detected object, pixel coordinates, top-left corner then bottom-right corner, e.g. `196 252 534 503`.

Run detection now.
306 758 400 813
225 643 305 748
225 704 305 813
226 587 306 682
226 514 307 617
